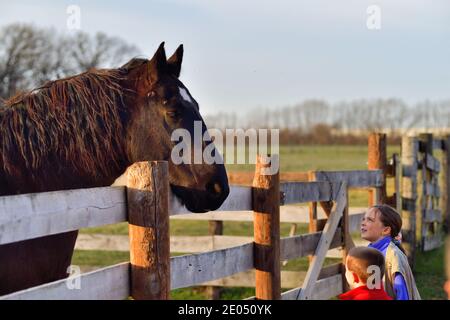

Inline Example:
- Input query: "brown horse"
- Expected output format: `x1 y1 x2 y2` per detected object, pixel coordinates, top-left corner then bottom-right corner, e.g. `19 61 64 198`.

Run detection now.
0 42 229 295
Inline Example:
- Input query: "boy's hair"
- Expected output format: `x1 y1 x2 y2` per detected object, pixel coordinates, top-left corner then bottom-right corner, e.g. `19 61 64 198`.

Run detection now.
347 247 385 283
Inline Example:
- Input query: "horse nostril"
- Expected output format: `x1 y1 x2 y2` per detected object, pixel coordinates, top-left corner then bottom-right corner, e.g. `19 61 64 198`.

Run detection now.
213 183 222 194
206 181 222 196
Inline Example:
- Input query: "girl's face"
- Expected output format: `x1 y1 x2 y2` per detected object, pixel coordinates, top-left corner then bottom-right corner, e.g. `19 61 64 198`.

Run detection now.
360 207 391 242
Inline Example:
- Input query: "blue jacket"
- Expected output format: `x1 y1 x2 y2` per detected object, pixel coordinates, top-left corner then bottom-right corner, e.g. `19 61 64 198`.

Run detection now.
369 236 409 300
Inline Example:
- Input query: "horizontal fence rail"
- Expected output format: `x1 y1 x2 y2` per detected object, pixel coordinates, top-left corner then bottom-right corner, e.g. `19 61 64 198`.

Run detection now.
312 170 384 188
0 187 127 245
280 229 343 261
0 185 253 246
281 274 343 300
1 262 130 300
207 263 343 289
0 180 367 246
170 243 254 290
280 181 341 204
169 206 366 223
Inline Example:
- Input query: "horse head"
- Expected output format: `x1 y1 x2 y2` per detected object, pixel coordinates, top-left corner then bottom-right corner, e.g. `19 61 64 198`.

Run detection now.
120 43 229 212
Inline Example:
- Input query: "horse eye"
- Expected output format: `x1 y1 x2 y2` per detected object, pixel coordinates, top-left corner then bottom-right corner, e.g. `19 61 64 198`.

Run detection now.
166 110 180 120
147 91 156 98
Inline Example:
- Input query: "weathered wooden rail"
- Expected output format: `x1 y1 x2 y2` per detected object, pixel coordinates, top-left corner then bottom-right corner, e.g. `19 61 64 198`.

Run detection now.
74 207 367 253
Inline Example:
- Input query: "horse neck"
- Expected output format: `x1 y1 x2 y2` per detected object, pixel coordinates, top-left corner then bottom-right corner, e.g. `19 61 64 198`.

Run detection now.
0 112 130 196
0 156 129 196
0 158 129 197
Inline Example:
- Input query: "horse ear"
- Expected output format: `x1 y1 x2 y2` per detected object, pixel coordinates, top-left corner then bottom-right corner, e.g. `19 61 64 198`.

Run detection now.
148 42 167 84
167 44 183 78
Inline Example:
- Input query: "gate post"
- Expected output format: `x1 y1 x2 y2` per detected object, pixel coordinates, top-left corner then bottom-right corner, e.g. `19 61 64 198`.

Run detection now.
401 137 419 266
368 133 387 205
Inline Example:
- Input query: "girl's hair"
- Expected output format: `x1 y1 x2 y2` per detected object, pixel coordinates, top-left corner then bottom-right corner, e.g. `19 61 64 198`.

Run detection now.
371 204 406 254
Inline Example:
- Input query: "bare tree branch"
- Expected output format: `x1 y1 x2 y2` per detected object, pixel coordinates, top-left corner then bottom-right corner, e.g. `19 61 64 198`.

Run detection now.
0 23 140 99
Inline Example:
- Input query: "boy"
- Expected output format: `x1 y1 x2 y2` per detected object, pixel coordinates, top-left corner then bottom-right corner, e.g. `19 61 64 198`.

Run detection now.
339 246 392 300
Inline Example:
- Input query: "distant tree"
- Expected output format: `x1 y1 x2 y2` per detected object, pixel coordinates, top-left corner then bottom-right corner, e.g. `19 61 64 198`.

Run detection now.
69 32 138 72
0 23 139 100
292 99 329 132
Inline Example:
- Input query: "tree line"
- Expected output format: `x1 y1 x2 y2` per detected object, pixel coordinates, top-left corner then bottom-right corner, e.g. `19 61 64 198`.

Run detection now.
204 99 450 144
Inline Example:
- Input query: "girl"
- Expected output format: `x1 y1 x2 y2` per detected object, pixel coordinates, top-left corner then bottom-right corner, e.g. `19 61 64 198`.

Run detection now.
361 204 421 300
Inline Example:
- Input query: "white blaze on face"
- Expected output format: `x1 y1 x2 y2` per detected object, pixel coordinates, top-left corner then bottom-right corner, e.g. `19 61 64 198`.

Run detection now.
179 87 193 104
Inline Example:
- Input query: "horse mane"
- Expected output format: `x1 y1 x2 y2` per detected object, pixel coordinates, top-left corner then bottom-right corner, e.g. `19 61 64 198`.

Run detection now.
0 67 133 179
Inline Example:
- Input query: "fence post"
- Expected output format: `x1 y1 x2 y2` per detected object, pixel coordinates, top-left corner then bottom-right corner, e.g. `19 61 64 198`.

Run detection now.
127 161 170 300
401 136 418 266
253 155 281 300
419 133 434 249
368 133 387 205
392 153 402 212
206 220 223 299
308 172 318 232
443 136 450 234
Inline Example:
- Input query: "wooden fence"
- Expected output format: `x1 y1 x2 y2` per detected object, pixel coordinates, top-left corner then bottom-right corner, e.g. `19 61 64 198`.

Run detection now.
0 132 448 300
418 134 447 251
401 134 449 265
0 156 361 300
73 170 381 297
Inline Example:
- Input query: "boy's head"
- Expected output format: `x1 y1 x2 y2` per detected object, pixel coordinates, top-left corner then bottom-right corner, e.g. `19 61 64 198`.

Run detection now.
345 247 385 288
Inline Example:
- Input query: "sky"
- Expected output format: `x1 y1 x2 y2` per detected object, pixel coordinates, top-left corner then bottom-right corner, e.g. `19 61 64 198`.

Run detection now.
1 0 450 115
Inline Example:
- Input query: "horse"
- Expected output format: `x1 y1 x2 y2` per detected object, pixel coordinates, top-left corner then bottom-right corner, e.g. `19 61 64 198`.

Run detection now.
0 42 229 295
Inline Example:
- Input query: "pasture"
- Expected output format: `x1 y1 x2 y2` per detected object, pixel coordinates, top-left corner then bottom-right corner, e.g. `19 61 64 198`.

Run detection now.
73 144 447 300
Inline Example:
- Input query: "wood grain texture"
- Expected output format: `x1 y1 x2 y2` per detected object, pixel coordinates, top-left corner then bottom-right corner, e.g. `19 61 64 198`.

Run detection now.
280 228 342 260
313 170 384 188
170 205 365 225
253 154 281 300
127 161 170 300
280 181 341 204
170 243 254 289
281 274 343 300
401 136 418 264
368 133 387 206
0 262 130 300
206 220 224 299
0 186 126 245
297 183 347 300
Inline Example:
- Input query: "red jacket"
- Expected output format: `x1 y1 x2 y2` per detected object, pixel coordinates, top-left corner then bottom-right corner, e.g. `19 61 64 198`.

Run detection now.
339 285 393 300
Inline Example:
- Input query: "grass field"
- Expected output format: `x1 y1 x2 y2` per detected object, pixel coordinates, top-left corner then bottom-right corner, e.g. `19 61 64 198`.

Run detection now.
74 144 446 300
